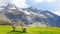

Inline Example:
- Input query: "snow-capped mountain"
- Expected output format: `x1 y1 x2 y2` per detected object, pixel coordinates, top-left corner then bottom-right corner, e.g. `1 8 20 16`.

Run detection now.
0 3 60 27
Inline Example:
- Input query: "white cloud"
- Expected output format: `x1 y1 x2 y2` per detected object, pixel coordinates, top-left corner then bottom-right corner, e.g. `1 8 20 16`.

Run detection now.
45 0 55 2
35 0 44 3
34 0 55 3
0 0 11 6
0 0 28 8
53 11 60 16
11 0 28 8
24 10 30 15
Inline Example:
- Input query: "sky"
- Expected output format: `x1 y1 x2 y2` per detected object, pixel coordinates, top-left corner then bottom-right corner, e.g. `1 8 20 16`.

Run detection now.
0 0 60 16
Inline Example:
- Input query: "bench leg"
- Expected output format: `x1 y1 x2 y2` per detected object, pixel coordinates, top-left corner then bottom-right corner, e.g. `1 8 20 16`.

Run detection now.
12 27 15 31
23 28 26 32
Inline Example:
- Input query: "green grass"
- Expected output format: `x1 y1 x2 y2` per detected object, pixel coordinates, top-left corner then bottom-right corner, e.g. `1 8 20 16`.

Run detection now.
0 26 60 34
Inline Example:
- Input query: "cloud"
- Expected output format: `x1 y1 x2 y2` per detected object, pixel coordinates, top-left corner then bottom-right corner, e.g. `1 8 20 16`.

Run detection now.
12 0 28 8
34 0 55 3
0 0 11 6
24 10 30 15
53 11 60 16
45 0 55 2
35 0 44 3
0 0 29 8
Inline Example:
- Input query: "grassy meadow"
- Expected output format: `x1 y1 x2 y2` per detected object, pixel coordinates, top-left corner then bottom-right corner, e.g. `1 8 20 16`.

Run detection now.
0 26 60 34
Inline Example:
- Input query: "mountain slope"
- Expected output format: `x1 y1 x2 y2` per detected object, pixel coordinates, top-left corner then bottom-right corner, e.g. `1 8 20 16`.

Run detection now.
0 3 60 27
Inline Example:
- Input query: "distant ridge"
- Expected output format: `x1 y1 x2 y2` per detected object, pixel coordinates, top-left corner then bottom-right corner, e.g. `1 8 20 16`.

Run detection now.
0 3 60 27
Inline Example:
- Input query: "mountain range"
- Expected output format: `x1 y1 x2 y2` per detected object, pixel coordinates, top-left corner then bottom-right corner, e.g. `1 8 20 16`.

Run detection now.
0 3 60 27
